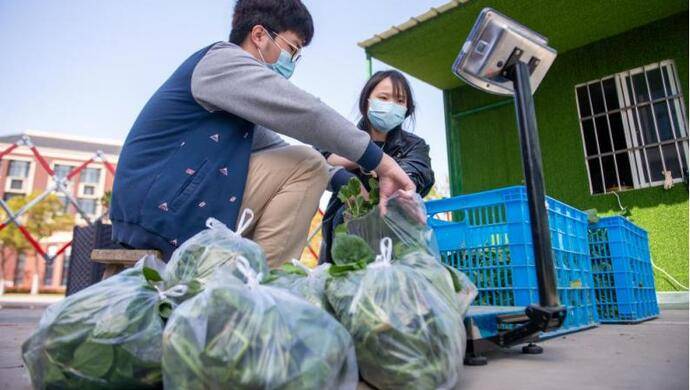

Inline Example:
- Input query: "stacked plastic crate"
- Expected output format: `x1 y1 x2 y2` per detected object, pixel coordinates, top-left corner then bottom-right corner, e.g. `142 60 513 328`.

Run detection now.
588 216 659 323
426 186 599 337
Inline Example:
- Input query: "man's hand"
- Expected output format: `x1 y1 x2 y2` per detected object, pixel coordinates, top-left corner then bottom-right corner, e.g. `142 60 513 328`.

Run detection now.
374 154 415 214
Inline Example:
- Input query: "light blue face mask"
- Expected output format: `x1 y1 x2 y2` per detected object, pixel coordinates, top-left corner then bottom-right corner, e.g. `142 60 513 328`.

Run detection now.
268 48 295 79
258 33 296 79
367 99 407 132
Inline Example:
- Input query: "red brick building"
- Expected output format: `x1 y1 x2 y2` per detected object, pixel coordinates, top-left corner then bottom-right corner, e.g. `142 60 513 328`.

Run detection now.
0 131 120 293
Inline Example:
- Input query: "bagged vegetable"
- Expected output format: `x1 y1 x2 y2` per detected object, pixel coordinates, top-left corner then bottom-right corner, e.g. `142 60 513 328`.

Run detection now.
162 258 358 390
331 185 477 316
164 210 268 286
264 259 332 312
335 179 439 259
327 238 467 390
396 250 477 317
22 256 179 389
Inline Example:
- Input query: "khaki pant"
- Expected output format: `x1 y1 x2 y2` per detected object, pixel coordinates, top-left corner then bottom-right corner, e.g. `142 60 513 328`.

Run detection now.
238 145 328 268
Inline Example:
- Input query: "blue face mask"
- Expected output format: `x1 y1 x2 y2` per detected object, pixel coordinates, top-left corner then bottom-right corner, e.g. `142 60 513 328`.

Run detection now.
269 49 295 79
367 99 407 132
258 33 296 79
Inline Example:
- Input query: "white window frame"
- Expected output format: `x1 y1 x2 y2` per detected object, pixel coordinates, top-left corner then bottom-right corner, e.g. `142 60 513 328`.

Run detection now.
76 166 105 222
51 161 77 180
50 161 77 191
575 60 689 194
3 157 36 197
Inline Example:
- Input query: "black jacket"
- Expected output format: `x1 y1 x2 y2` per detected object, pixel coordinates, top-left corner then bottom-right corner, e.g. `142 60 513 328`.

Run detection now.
319 126 435 263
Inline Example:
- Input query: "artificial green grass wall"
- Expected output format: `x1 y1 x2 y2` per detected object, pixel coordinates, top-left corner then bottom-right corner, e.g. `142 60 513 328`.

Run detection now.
445 13 689 291
366 0 688 89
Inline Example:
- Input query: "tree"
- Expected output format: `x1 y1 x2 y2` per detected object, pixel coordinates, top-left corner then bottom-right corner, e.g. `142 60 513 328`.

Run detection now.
0 193 74 295
0 196 32 295
100 190 112 223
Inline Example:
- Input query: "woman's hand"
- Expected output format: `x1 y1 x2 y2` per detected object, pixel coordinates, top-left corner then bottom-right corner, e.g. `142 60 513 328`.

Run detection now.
327 153 359 170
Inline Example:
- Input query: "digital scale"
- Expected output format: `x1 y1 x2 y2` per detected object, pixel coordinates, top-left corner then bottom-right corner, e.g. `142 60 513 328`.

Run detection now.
450 8 566 365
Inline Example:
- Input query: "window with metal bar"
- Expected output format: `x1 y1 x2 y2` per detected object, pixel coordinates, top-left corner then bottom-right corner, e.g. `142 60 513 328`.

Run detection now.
79 168 101 184
575 60 688 194
77 198 98 216
52 164 75 213
44 246 57 286
53 164 74 179
14 252 26 286
7 160 30 178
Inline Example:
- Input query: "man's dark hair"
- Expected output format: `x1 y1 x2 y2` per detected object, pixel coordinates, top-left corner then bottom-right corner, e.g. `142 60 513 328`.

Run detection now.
229 0 314 46
358 70 416 132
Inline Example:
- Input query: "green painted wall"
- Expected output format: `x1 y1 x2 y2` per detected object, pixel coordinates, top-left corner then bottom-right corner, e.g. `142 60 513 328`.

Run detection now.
445 13 688 291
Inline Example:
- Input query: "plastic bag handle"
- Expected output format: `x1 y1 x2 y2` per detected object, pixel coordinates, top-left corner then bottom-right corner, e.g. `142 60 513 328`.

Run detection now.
205 208 254 236
235 255 261 288
379 237 392 263
370 237 393 269
235 209 254 236
155 284 189 300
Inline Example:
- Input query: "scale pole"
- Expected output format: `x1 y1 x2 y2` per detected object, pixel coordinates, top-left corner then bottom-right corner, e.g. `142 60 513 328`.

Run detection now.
510 60 560 308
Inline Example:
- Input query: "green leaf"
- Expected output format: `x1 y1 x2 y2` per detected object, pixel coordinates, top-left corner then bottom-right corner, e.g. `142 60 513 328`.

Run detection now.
368 178 380 206
347 178 361 195
337 192 349 205
330 234 375 266
327 260 367 277
334 223 347 236
143 267 163 282
280 263 309 277
44 363 67 384
72 341 114 378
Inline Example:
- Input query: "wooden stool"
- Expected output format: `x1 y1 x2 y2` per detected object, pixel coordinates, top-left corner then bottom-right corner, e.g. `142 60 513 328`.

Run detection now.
91 249 162 280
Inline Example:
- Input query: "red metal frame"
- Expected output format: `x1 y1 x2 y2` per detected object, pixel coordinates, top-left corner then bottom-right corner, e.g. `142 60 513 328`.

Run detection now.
303 208 325 261
0 136 116 264
1 135 325 265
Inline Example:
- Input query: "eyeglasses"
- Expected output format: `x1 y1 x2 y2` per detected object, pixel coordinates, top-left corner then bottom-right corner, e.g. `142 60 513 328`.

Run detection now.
266 28 303 63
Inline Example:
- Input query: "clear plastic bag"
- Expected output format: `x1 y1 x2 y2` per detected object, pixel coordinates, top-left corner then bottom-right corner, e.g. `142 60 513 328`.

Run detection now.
338 192 439 258
162 259 358 390
326 238 466 390
331 192 477 316
22 256 172 389
164 210 268 286
396 250 478 318
264 259 332 312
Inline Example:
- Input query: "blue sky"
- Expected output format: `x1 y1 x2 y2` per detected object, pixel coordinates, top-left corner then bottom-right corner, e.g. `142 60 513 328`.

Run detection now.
0 0 452 193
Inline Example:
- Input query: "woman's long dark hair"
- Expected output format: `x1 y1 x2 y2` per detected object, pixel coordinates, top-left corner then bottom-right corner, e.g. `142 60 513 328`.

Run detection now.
358 70 416 132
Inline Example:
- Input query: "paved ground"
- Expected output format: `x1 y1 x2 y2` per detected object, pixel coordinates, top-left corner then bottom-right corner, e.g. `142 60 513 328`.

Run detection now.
1 305 687 390
0 307 43 390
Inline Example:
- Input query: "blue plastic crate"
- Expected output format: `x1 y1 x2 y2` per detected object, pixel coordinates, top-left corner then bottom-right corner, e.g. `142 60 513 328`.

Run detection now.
426 186 599 338
588 216 659 323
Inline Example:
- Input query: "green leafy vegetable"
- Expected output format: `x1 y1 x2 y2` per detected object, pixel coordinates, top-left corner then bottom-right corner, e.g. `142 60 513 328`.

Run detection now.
325 245 467 390
397 251 478 317
22 216 274 390
264 262 333 312
22 259 167 389
143 267 163 282
337 177 380 219
163 268 358 389
164 218 268 292
331 234 375 266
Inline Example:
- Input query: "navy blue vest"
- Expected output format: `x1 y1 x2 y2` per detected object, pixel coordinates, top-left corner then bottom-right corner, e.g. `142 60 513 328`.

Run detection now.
110 43 254 260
